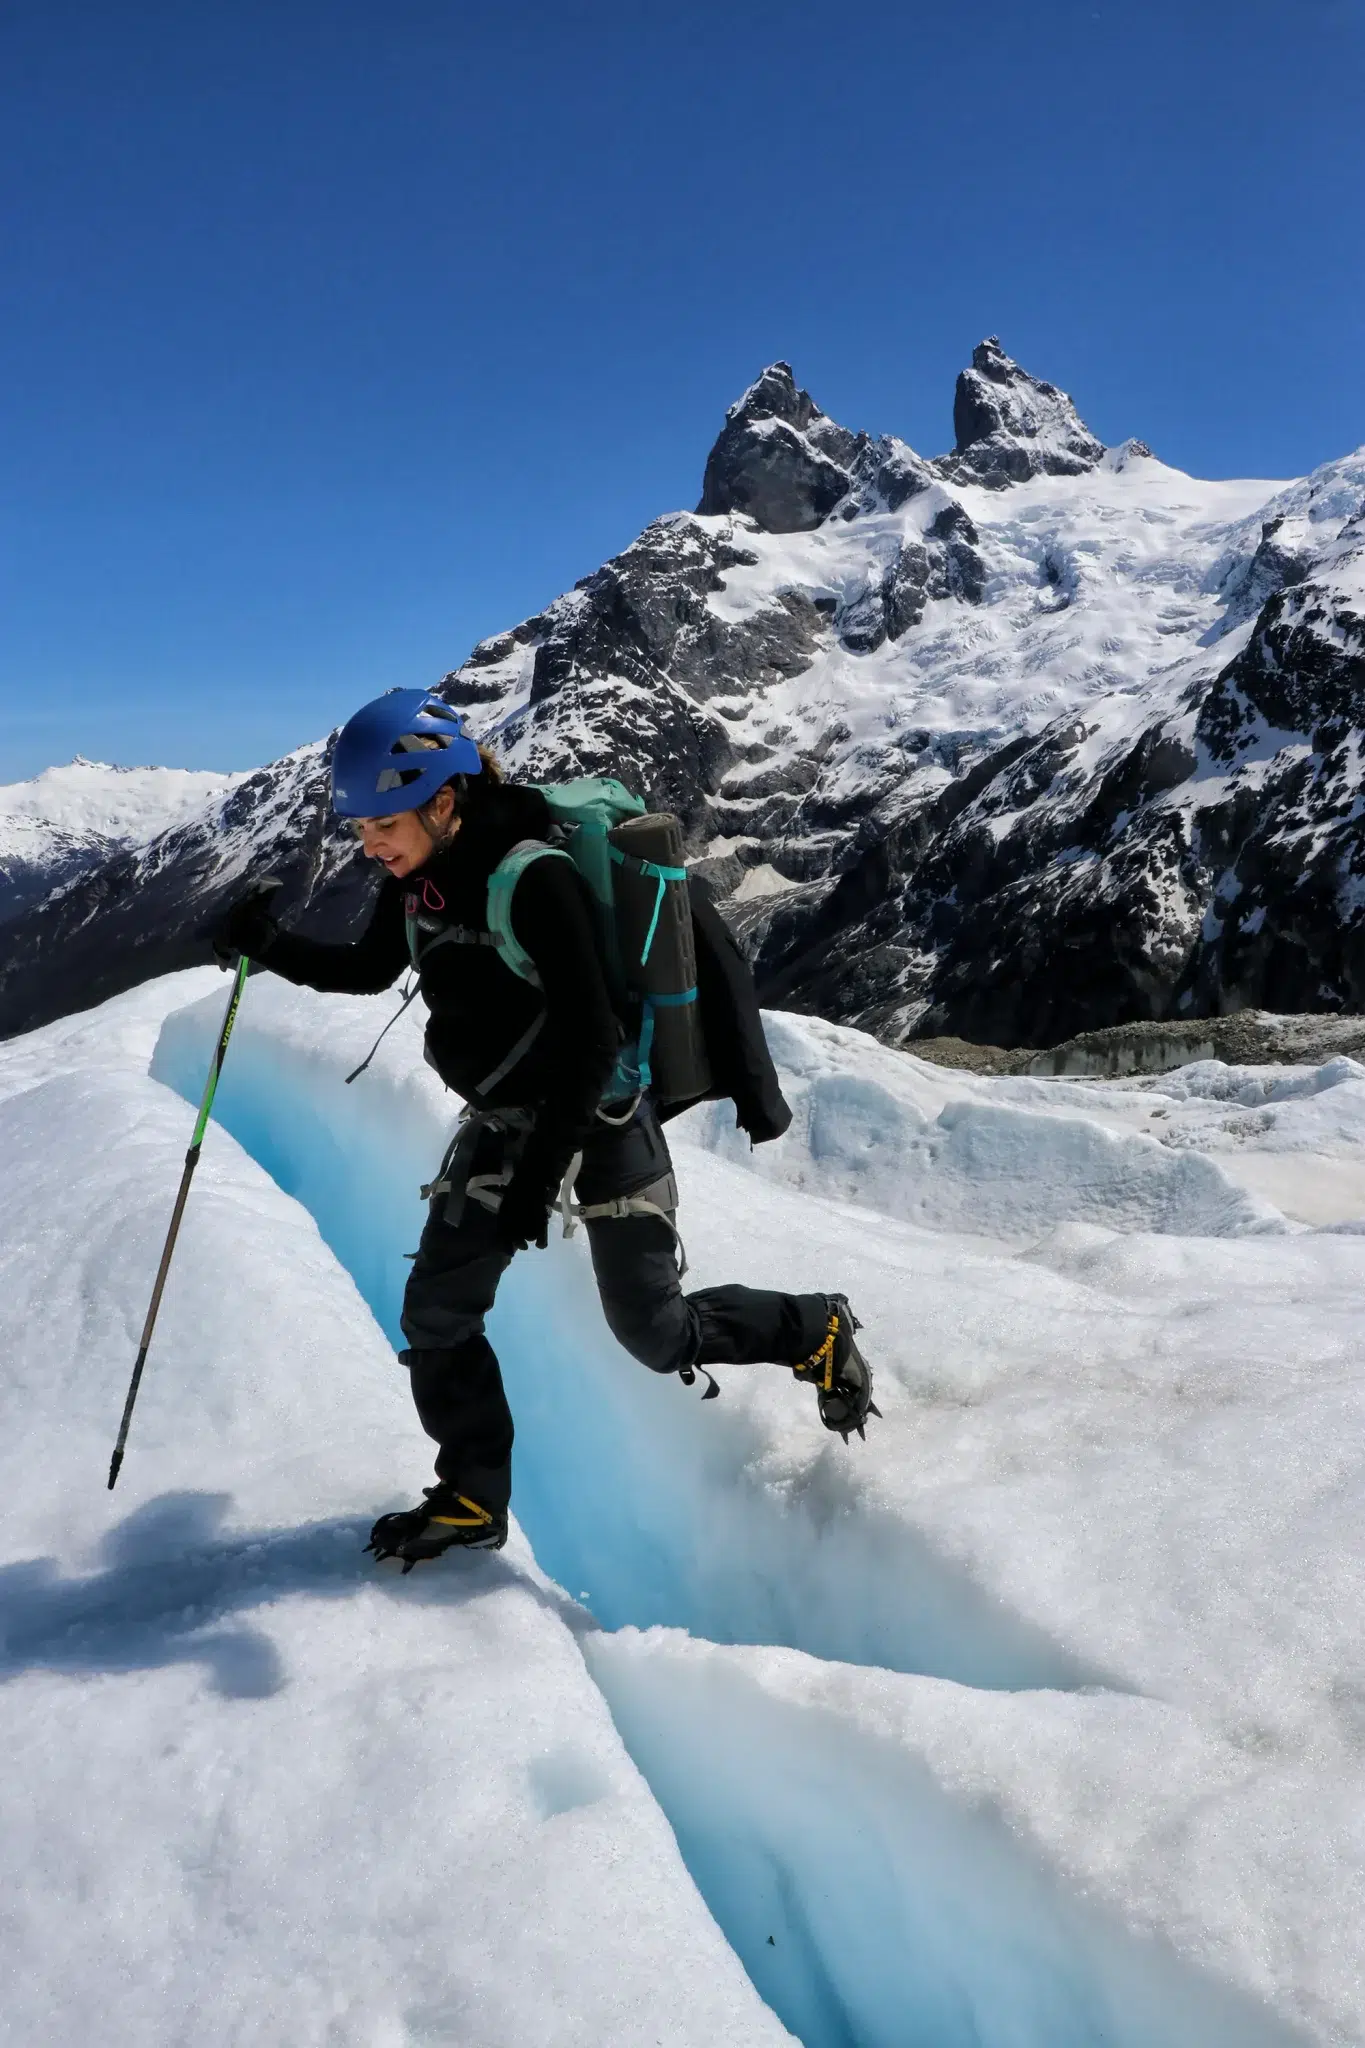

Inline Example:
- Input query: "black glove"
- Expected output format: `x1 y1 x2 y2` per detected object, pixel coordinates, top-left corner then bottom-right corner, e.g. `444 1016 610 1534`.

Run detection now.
211 878 284 968
495 1174 554 1253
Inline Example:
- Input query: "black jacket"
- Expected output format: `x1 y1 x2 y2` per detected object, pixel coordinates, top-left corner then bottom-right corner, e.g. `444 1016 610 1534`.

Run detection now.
262 784 619 1217
679 879 791 1145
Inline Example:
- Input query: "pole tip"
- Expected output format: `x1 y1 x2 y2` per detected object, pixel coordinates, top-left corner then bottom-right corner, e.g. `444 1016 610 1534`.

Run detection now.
107 1455 121 1491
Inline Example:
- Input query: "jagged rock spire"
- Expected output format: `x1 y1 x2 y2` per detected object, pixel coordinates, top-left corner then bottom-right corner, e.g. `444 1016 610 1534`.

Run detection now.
940 337 1105 488
697 362 863 533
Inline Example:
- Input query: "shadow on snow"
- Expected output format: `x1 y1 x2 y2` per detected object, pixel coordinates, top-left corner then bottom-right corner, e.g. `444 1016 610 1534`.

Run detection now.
0 1491 569 1700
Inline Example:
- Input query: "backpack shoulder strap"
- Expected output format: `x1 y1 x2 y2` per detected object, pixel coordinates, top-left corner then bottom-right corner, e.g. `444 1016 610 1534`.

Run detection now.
485 839 574 987
405 910 500 971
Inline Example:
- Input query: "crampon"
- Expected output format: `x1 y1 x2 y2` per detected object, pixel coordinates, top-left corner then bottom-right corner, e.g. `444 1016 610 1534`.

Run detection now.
792 1295 881 1441
366 1486 508 1571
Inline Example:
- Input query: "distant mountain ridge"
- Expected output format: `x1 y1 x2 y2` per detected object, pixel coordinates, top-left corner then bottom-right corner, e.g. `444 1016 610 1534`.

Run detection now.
0 758 251 921
3 340 1363 1047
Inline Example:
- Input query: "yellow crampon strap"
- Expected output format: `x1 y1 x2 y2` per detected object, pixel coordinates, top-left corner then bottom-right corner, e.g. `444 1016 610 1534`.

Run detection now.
429 1496 494 1530
797 1311 840 1393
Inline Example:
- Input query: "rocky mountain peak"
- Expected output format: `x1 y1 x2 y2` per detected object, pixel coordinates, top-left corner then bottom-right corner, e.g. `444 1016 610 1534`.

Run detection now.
724 361 816 429
940 336 1106 488
697 363 863 534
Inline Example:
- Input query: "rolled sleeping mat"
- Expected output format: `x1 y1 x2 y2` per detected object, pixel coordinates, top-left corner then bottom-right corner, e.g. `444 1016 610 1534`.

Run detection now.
608 812 712 1105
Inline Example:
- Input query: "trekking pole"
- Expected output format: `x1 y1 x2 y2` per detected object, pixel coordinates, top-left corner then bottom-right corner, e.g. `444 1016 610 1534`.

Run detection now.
107 953 251 1489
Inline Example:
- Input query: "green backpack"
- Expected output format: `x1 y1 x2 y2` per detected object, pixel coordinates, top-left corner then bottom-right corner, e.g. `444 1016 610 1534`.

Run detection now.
403 777 695 1105
485 777 648 988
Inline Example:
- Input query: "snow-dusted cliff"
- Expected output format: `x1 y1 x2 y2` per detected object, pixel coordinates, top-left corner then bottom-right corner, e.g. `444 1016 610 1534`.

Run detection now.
3 341 1363 1045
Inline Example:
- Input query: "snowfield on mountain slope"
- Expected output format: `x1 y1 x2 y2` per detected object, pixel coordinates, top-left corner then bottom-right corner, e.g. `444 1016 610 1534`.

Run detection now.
6 973 1365 2044
0 758 249 920
458 447 1308 840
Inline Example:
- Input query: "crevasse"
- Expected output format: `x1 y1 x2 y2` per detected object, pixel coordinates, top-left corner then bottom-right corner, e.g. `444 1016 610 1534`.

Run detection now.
150 995 1304 2048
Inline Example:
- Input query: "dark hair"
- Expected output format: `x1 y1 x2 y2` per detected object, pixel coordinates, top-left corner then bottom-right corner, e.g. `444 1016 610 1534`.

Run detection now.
416 744 505 833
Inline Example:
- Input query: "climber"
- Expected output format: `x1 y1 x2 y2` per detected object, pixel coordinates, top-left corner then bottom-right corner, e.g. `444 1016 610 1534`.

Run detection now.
213 688 877 1568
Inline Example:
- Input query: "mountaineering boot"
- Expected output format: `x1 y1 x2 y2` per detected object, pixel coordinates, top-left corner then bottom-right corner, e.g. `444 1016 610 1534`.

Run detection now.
366 1484 508 1572
792 1295 881 1441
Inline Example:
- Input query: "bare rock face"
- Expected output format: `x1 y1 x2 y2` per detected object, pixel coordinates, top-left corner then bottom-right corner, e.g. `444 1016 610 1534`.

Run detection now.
938 336 1106 488
841 435 938 516
834 504 987 653
697 362 864 532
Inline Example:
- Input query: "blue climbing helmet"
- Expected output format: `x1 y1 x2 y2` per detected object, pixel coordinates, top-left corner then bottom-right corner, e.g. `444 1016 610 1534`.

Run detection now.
330 689 483 817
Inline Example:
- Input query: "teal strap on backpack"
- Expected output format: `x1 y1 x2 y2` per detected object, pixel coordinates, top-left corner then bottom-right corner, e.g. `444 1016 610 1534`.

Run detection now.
609 845 688 966
484 840 575 986
478 779 666 1107
486 780 647 991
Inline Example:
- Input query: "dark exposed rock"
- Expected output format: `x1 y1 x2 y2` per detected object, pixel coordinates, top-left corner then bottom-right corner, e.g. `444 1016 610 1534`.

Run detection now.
884 542 933 639
0 746 378 1039
1211 517 1316 633
835 502 987 653
1201 574 1365 749
924 503 987 603
938 337 1105 489
697 362 864 532
840 435 936 516
911 1010 1365 1079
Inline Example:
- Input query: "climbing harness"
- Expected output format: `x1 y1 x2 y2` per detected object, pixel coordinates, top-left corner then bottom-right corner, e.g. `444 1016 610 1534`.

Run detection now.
420 1105 536 1225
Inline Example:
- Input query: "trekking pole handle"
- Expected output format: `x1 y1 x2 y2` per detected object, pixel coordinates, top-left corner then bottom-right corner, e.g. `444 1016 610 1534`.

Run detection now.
107 954 251 1489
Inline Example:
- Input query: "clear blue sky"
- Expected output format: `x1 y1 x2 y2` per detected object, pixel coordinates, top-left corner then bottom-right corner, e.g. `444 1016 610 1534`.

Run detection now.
2 0 1362 783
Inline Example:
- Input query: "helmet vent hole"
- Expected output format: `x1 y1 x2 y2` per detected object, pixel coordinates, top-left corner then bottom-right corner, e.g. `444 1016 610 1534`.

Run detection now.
391 732 448 756
375 765 428 793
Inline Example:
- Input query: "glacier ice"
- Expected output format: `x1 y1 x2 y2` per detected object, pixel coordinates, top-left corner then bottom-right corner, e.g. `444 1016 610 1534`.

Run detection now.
3 971 1362 2042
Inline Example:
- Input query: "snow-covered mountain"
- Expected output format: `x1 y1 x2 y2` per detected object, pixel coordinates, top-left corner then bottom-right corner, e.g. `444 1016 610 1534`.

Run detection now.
0 758 250 921
4 341 1363 1045
0 743 365 1037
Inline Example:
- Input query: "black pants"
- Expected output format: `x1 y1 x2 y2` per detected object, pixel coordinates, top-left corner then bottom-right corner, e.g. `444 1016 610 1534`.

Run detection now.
399 1103 830 1511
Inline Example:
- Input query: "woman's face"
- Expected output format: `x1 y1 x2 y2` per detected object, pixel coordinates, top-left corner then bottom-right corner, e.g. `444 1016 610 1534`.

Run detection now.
353 788 458 879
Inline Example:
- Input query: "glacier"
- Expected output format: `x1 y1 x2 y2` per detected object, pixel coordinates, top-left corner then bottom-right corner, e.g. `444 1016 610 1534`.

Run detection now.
4 971 1365 2042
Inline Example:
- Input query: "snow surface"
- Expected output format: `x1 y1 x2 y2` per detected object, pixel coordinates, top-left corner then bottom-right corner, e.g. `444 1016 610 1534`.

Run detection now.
0 976 788 2048
695 458 1279 822
6 972 1365 2043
